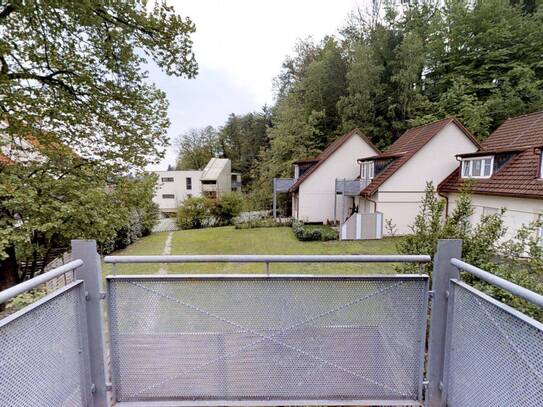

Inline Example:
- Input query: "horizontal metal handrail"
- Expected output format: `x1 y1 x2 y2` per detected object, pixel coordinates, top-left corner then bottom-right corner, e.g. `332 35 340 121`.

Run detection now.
450 258 543 308
0 259 83 304
104 254 431 264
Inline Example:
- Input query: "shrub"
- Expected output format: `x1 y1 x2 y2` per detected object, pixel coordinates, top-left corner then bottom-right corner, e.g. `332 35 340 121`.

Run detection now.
6 287 47 314
177 196 213 229
397 182 543 320
292 220 338 241
211 192 244 225
234 217 291 229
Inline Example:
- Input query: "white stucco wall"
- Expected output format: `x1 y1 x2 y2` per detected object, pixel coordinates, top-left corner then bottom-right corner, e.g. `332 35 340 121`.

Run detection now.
374 122 479 235
152 170 203 213
216 160 232 198
447 193 543 241
296 135 378 223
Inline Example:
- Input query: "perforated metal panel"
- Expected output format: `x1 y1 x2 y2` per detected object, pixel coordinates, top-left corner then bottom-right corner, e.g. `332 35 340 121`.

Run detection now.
0 281 91 407
107 275 428 404
446 280 543 407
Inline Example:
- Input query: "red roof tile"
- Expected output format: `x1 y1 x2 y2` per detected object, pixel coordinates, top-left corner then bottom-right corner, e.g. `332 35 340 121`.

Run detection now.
438 110 543 199
481 110 543 150
361 118 479 196
289 128 379 193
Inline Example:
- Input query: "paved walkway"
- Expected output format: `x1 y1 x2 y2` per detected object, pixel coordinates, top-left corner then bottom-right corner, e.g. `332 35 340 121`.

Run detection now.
152 218 178 233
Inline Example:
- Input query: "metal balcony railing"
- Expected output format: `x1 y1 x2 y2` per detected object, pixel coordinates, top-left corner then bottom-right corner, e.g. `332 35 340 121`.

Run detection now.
1 240 542 407
201 183 218 192
335 178 371 196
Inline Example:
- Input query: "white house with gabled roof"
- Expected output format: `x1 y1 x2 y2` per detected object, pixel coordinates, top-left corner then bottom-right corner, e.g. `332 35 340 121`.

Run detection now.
287 128 380 223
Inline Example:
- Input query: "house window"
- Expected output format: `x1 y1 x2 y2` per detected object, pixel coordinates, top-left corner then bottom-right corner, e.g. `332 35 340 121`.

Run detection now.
162 194 175 199
161 177 174 182
186 177 192 190
360 161 374 180
461 156 493 178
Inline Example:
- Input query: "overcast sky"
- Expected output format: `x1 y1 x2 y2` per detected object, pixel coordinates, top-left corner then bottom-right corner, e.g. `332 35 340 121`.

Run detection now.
147 0 367 170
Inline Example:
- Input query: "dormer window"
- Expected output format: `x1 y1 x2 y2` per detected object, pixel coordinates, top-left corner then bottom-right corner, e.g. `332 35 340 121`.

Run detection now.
360 161 374 180
461 156 493 179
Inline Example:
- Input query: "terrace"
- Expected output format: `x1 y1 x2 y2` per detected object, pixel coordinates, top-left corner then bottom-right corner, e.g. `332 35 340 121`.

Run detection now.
1 240 542 407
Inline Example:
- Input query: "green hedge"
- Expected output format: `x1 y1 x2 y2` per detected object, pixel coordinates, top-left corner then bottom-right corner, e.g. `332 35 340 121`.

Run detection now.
234 217 292 229
292 220 338 241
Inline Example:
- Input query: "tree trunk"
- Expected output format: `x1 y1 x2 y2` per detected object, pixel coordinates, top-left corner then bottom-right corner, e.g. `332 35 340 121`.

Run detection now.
0 245 19 312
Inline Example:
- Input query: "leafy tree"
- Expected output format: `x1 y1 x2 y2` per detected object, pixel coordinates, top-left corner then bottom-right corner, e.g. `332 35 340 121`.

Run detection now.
176 126 221 170
217 108 271 184
299 37 348 147
0 0 197 297
248 92 321 209
422 0 543 134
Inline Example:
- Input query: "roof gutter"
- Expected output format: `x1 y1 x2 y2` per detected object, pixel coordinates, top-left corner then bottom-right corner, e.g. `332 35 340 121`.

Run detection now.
437 190 449 219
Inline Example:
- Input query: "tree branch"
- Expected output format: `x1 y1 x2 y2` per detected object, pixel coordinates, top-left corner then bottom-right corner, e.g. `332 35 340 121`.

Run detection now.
0 55 8 75
0 4 15 20
7 71 77 95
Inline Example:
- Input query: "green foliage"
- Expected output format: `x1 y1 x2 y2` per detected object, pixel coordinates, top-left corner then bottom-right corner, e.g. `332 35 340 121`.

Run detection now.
1 0 197 169
218 109 271 185
5 287 47 314
210 193 244 226
0 0 196 291
397 182 505 274
177 194 247 230
292 220 338 241
234 217 291 230
398 182 542 320
175 126 221 170
176 196 213 230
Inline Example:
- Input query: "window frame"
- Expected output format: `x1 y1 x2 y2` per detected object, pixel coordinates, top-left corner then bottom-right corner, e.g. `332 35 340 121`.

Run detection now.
161 177 174 183
186 177 192 190
162 194 175 199
360 161 375 180
460 156 494 179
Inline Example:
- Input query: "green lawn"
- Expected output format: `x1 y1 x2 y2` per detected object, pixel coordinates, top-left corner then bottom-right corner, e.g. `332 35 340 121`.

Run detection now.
103 226 404 276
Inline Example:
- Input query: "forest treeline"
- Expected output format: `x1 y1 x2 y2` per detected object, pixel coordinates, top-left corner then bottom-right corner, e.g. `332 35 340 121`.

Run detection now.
176 0 543 208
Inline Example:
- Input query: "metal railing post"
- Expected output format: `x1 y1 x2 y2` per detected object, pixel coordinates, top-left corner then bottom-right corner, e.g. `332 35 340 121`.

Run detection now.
272 178 277 219
72 240 109 407
427 239 462 407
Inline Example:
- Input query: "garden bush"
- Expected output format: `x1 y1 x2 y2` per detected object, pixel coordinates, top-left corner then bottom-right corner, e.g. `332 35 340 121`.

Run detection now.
292 220 338 241
177 196 213 230
211 192 244 225
234 217 291 229
397 182 543 320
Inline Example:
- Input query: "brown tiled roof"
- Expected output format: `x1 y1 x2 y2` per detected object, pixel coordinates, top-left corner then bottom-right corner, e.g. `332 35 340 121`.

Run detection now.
481 110 543 150
361 118 479 196
438 110 543 199
289 128 379 193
